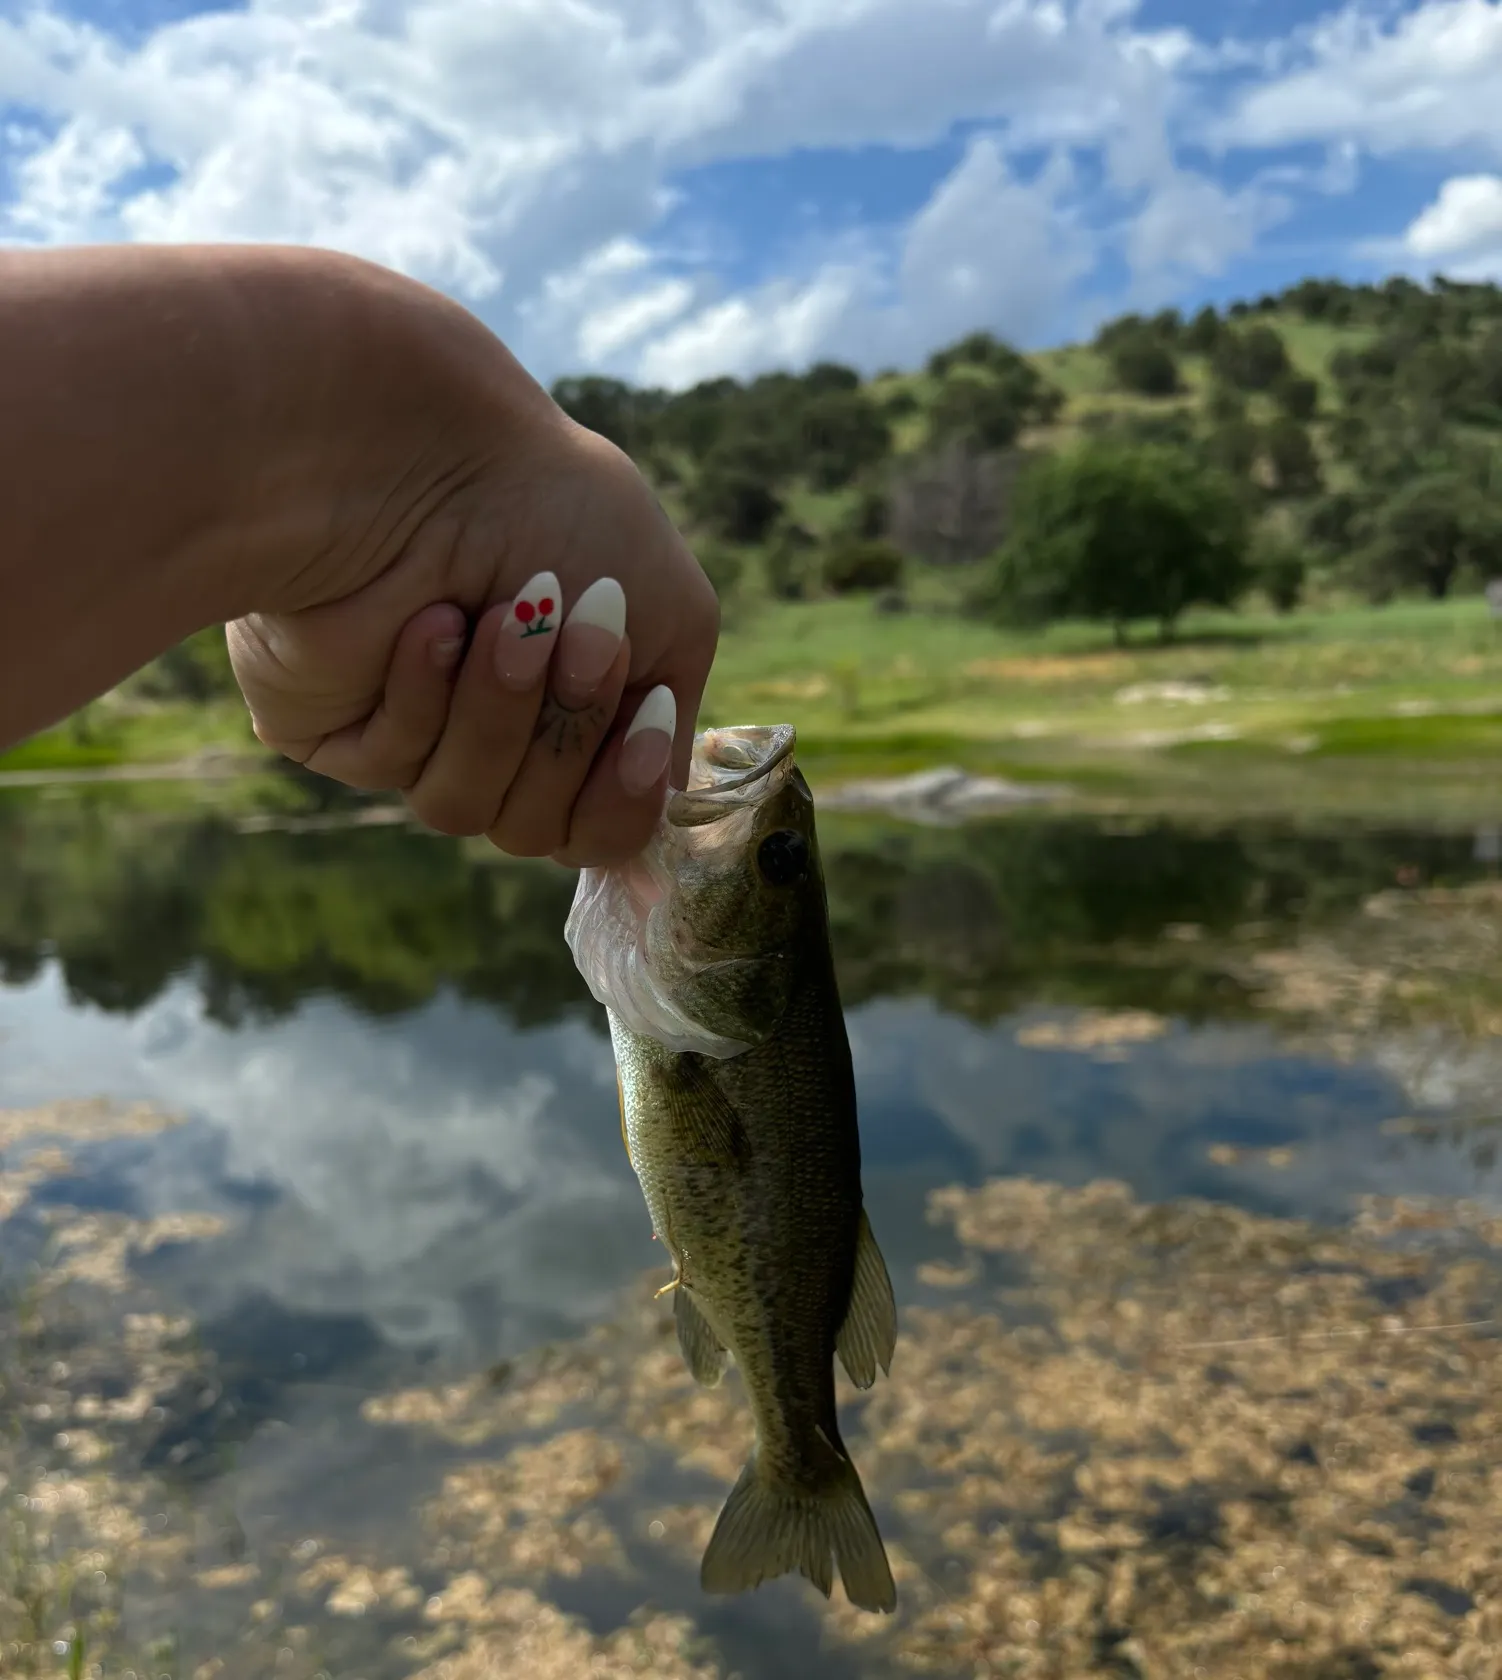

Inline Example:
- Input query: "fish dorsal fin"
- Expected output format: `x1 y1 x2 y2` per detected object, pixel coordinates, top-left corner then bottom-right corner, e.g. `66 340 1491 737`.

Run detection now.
836 1209 897 1389
674 1287 728 1388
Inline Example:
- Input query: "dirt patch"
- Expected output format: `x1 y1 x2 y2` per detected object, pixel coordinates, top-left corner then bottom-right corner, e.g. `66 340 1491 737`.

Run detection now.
965 653 1134 686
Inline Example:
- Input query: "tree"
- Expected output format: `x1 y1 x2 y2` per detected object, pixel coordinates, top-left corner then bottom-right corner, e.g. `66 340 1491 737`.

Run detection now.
655 376 743 459
1107 331 1181 397
685 449 784 544
930 368 1026 450
927 330 1015 379
925 333 1062 425
765 522 819 600
549 376 664 456
133 627 238 702
1353 469 1502 601
693 542 746 603
802 361 861 394
1206 417 1261 479
798 389 891 488
1212 323 1291 391
1304 489 1360 556
1183 305 1222 355
845 487 890 541
1203 381 1247 426
1473 324 1502 419
1274 372 1320 421
985 438 1252 641
1262 417 1323 498
1252 532 1309 613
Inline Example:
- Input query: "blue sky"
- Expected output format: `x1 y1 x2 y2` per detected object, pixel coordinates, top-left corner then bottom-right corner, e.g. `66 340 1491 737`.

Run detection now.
3 0 1502 386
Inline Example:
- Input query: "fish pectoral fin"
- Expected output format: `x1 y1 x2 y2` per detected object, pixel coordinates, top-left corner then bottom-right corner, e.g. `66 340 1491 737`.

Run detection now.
836 1208 898 1390
660 1055 750 1163
674 1287 729 1388
701 1450 896 1615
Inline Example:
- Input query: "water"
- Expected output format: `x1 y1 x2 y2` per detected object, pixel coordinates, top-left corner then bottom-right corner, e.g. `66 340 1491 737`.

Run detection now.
1 789 1499 1678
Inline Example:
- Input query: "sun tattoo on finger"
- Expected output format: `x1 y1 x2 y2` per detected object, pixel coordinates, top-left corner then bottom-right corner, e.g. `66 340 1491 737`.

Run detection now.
533 695 607 758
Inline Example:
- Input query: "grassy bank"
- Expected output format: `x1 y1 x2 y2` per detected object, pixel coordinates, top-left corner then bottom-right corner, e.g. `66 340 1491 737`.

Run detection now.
8 592 1502 825
699 588 1502 811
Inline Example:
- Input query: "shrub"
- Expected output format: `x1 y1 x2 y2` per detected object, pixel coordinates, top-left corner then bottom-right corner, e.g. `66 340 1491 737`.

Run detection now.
822 538 905 595
1212 323 1291 392
1108 332 1181 397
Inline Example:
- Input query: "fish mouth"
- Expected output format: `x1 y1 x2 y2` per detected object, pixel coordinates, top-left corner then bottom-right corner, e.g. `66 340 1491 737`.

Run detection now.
563 724 800 1059
672 724 798 824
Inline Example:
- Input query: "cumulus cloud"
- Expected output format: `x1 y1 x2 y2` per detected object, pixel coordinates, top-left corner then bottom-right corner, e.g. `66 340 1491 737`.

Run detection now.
1221 0 1502 159
635 137 1098 387
0 0 1471 383
1404 172 1502 269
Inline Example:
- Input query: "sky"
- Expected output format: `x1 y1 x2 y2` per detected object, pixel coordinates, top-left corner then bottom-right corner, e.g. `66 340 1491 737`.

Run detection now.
3 0 1502 389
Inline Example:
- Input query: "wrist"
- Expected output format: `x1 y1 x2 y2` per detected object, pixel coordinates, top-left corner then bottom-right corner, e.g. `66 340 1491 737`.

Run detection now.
221 247 561 617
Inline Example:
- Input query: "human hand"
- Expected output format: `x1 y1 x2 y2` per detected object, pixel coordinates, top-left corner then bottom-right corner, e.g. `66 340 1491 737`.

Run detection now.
228 357 718 868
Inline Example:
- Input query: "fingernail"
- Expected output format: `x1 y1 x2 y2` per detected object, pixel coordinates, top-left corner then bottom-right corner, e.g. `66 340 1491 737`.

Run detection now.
432 635 465 670
555 577 626 703
619 685 676 796
494 571 561 689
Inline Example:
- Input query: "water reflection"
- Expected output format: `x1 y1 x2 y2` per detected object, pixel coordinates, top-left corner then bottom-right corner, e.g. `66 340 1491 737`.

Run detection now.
1 792 1499 1676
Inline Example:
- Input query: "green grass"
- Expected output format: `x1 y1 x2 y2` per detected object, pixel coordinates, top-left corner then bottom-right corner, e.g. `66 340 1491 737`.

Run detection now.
697 587 1502 820
0 698 256 775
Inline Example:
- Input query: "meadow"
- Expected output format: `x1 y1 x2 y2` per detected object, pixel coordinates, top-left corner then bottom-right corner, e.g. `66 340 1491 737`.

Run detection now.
8 276 1502 828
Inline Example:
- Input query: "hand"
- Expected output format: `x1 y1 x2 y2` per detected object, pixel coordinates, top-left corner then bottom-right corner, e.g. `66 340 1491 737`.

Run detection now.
229 419 719 869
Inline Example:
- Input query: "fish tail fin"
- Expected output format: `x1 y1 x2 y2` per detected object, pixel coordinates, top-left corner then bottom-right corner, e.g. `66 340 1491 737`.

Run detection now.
700 1448 896 1614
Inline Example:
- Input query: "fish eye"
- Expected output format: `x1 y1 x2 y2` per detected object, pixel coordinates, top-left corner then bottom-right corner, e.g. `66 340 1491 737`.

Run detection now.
756 828 809 887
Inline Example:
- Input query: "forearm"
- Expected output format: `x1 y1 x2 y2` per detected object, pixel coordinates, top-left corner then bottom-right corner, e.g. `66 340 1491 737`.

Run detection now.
0 244 551 750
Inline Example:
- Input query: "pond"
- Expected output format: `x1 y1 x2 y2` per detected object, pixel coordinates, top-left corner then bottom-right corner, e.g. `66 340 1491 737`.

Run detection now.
1 786 1499 1678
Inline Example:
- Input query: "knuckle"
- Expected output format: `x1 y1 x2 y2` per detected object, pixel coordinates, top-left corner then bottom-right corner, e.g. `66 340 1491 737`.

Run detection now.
489 811 565 860
405 790 490 838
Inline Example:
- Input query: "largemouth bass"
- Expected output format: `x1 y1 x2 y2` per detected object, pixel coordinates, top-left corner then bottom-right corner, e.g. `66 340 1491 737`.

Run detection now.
564 723 898 1613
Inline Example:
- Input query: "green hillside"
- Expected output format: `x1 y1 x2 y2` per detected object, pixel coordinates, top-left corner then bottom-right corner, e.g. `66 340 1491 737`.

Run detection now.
10 271 1502 812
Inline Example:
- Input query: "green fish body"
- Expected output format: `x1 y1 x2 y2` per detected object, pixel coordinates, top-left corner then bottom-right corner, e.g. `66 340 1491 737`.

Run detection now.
566 724 898 1613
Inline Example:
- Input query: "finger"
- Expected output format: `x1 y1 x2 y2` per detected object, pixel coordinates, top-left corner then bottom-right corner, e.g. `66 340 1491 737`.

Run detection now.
489 630 631 857
552 683 677 869
300 603 467 790
488 578 631 856
404 571 561 836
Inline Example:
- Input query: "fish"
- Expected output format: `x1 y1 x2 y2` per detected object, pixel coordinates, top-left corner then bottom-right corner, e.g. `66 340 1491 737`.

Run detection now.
564 722 898 1614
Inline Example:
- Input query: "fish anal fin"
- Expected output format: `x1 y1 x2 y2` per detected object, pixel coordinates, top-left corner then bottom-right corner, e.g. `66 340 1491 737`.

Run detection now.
674 1287 728 1388
836 1208 898 1390
700 1449 896 1614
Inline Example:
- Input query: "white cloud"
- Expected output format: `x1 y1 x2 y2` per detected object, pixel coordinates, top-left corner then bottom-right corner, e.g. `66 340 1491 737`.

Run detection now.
636 267 864 388
1221 0 1502 159
0 0 1441 385
1124 170 1286 282
632 137 1099 386
1405 172 1502 259
577 276 696 363
9 115 142 240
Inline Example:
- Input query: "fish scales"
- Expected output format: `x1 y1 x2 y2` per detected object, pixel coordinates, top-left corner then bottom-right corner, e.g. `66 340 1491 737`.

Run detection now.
566 723 898 1613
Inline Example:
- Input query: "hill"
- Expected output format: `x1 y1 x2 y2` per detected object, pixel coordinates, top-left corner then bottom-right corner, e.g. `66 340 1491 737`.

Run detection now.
9 270 1502 809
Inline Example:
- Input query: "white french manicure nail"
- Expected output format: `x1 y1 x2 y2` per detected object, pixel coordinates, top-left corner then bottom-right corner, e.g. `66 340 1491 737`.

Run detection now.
620 685 676 795
557 577 627 698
